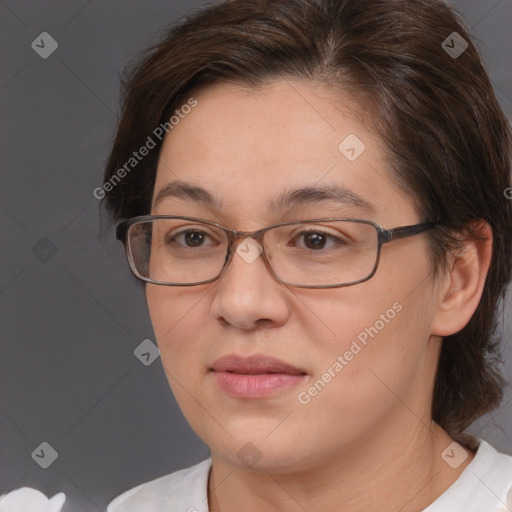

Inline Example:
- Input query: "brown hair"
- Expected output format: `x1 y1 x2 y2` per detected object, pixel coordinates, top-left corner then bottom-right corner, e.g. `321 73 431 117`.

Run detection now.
100 0 512 450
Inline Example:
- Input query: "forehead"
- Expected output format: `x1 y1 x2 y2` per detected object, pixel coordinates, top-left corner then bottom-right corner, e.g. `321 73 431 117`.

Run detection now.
152 80 417 226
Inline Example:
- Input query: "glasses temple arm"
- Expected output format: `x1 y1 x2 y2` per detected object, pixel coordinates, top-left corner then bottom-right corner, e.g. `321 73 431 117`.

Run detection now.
382 220 442 243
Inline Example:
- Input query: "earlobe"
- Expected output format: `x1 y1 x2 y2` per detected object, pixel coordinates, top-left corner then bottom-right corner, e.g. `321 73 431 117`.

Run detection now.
431 221 493 337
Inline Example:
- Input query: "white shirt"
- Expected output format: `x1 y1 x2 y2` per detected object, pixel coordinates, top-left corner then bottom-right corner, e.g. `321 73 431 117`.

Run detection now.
106 439 512 512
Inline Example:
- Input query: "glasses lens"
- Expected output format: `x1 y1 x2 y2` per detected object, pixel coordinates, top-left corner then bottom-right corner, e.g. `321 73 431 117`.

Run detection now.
126 218 379 287
127 218 228 284
265 220 378 286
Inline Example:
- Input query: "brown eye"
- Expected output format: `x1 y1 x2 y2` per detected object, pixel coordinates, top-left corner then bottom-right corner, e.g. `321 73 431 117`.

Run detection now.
166 229 216 248
290 229 347 251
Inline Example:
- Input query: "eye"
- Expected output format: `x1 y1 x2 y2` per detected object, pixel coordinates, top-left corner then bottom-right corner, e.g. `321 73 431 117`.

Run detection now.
166 228 218 248
290 229 347 251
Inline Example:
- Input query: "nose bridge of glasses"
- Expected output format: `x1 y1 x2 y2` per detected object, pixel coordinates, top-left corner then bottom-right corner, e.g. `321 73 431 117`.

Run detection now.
222 227 275 278
227 226 268 249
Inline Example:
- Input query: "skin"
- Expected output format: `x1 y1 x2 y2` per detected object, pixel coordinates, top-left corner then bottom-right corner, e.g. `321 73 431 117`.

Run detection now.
145 79 492 512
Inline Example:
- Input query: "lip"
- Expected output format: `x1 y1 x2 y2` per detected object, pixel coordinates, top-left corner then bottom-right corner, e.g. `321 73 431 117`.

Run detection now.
210 354 307 399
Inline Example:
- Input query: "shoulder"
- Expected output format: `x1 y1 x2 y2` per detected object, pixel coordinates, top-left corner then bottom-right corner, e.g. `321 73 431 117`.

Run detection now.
472 439 512 487
107 458 212 512
424 439 512 512
476 440 512 512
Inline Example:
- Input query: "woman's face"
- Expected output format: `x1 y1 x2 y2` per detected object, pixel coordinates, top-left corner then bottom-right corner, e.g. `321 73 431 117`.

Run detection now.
146 79 443 472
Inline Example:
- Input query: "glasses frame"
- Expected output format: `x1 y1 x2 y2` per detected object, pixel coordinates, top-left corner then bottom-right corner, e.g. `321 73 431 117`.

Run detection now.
116 215 442 289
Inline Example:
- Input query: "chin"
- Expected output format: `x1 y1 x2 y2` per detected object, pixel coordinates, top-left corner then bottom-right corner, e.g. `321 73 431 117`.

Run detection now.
202 422 315 473
218 441 307 473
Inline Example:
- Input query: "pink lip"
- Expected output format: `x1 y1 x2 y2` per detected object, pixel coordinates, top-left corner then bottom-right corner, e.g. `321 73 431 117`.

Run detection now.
210 354 307 399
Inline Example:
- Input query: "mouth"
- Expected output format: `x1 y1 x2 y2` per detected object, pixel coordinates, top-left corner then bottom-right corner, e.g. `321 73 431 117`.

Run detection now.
209 354 307 399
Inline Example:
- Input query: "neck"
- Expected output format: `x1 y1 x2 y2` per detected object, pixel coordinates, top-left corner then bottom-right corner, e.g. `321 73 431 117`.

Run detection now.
207 422 475 512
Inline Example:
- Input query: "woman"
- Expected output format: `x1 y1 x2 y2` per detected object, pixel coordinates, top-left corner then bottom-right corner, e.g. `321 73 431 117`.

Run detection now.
101 0 512 510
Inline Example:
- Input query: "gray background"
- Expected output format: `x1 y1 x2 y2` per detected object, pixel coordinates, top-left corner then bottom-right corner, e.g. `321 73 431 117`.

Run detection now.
0 1 511 510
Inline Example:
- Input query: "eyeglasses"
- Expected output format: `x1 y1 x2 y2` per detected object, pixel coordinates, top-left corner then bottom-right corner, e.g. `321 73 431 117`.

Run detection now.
116 215 441 288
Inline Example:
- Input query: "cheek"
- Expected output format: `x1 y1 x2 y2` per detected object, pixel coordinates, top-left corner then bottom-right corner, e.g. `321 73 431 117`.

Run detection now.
291 303 426 449
304 283 404 353
145 286 216 430
146 286 208 372
303 294 406 388
301 271 434 396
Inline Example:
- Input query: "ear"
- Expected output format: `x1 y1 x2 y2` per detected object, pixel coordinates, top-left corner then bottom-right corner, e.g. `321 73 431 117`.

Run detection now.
431 221 493 337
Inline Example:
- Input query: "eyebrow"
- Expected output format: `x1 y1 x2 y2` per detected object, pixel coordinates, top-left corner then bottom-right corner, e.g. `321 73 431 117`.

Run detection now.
153 179 375 214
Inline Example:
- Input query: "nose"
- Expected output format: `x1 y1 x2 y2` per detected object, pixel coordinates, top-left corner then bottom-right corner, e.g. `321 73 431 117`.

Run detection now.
210 236 291 330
